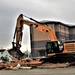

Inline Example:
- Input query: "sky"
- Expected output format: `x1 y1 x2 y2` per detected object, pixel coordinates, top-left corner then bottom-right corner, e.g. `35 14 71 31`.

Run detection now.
0 0 75 52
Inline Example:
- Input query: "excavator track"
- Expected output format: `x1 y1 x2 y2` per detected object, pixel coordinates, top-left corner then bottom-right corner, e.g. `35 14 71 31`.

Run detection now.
37 53 75 68
40 52 75 63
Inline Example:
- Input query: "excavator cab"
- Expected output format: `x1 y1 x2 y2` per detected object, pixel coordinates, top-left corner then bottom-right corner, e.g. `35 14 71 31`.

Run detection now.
46 40 64 55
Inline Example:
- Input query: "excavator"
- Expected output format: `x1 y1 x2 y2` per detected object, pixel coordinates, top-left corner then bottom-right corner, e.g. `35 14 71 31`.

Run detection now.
10 14 75 63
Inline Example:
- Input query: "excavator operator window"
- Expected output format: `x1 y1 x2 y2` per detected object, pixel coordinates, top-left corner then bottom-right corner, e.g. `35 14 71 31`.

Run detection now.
46 41 60 54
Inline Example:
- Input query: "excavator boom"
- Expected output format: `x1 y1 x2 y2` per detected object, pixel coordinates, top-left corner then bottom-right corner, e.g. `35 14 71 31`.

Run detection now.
13 14 58 49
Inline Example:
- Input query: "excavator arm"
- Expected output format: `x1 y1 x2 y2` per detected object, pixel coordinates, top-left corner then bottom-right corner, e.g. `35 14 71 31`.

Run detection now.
12 14 63 58
13 14 57 48
12 14 24 49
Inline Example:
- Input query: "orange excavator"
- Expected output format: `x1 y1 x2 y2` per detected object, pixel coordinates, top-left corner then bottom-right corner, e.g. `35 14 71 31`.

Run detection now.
11 14 75 63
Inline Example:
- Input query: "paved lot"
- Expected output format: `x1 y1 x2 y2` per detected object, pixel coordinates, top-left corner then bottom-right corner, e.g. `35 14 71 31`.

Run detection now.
0 67 75 75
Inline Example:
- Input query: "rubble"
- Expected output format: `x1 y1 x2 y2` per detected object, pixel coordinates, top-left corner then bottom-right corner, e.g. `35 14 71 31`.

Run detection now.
0 62 6 70
0 57 42 70
0 57 75 70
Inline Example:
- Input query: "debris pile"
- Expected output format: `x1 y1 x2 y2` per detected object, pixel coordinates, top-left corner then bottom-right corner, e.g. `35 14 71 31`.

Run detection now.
0 57 42 70
1 57 75 70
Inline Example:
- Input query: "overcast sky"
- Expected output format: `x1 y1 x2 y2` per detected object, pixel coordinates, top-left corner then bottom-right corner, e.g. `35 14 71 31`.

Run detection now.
0 0 75 52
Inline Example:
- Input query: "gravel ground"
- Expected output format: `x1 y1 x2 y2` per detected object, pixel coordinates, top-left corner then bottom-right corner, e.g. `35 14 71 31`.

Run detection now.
0 67 75 75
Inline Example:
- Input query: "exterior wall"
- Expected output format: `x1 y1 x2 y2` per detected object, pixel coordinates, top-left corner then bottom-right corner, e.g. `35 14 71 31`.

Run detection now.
31 28 49 41
30 27 49 57
69 28 75 40
31 40 48 57
30 21 75 57
55 24 69 41
47 23 69 42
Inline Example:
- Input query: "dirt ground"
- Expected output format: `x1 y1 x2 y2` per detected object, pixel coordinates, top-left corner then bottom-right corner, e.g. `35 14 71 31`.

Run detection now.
0 67 75 75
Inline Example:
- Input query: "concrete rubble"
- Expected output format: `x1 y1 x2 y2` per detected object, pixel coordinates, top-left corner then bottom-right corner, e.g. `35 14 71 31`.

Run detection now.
0 55 73 69
0 57 42 70
1 56 75 70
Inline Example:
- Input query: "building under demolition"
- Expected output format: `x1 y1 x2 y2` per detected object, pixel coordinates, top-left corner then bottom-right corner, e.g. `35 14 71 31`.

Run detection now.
30 21 75 57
